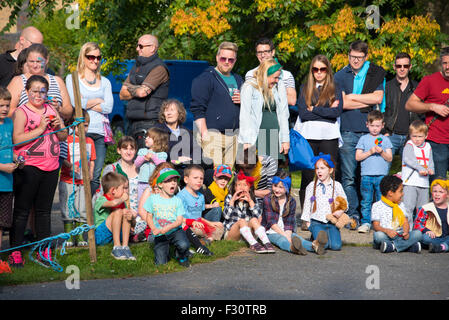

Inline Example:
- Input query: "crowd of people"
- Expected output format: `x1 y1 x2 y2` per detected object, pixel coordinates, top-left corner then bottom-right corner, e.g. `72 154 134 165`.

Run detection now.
1 26 449 270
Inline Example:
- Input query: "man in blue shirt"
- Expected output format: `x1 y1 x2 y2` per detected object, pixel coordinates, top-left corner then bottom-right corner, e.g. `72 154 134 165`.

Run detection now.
334 40 386 229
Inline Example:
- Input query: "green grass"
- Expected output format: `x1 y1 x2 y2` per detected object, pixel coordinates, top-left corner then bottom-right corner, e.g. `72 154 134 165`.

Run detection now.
0 240 246 286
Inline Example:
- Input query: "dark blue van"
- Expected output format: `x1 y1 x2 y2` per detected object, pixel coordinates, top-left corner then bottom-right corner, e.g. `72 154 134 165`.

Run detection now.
106 60 210 133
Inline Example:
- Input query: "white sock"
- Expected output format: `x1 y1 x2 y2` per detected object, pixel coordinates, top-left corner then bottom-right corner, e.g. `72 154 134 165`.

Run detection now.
239 226 257 246
254 226 270 244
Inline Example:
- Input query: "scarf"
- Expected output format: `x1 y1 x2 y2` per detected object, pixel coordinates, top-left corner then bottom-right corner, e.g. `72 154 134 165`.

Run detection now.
381 196 405 229
353 61 370 95
208 181 229 210
250 160 262 189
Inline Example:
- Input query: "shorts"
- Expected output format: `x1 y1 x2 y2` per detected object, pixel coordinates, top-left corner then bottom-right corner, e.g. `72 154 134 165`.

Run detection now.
0 192 13 229
95 221 120 246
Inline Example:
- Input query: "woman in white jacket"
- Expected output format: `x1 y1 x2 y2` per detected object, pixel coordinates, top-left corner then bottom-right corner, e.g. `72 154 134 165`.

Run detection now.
238 58 290 160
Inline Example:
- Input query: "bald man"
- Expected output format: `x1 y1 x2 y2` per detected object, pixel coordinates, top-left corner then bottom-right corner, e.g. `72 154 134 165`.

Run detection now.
120 34 170 148
0 26 43 87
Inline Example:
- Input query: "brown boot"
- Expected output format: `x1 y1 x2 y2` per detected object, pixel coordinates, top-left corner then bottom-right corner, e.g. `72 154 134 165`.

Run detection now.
312 230 328 255
335 213 351 229
291 236 307 255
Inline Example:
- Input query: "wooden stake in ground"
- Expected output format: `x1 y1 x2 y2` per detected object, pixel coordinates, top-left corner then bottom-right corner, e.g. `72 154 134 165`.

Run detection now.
71 71 97 263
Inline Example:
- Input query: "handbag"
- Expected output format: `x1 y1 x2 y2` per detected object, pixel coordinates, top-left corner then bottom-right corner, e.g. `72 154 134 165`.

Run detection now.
102 114 115 145
288 129 315 171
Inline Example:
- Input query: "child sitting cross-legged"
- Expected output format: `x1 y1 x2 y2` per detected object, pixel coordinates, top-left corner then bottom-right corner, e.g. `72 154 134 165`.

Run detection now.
143 168 191 267
94 172 137 260
177 164 224 256
372 175 423 253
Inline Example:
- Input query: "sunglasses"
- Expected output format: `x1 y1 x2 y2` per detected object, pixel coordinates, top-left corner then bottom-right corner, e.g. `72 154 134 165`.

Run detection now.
137 43 153 50
395 64 410 69
219 57 236 64
85 55 102 62
312 67 327 73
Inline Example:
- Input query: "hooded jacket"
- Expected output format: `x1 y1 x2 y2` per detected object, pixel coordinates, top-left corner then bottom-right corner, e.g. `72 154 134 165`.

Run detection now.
414 202 449 237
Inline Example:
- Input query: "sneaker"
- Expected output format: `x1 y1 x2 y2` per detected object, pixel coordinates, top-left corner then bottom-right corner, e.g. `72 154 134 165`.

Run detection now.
312 230 328 255
263 243 276 253
196 245 214 256
111 246 127 260
178 257 191 267
380 241 395 253
8 251 24 268
407 242 421 254
357 223 370 234
249 242 267 254
121 246 136 260
429 243 445 253
291 236 307 255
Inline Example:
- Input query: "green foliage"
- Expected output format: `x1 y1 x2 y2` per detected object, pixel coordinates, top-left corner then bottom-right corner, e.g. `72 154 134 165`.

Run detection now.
104 131 123 166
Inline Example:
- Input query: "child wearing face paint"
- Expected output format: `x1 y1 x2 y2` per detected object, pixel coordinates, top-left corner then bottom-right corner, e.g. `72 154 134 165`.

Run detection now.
414 178 449 253
261 170 315 255
9 75 67 267
301 153 346 253
223 170 275 254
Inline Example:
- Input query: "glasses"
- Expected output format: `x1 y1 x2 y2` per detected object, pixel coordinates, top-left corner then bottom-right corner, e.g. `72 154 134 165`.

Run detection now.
395 64 410 69
29 89 47 97
256 49 273 56
312 67 327 73
85 55 102 62
349 54 366 61
137 43 153 50
219 57 236 64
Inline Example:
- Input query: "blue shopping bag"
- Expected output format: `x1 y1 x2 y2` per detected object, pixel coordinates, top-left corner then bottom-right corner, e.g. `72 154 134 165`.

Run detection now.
288 129 315 170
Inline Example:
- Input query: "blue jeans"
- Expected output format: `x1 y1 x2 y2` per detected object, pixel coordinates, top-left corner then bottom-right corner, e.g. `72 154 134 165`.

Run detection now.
339 131 363 222
373 230 422 252
202 207 222 222
267 232 314 252
421 233 449 251
153 228 190 265
388 134 407 157
86 133 107 196
428 141 449 182
309 219 342 251
360 175 383 226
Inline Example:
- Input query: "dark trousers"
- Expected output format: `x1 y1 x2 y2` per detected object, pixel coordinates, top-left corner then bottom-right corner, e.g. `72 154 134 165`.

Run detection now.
153 228 190 265
128 120 159 150
10 166 59 247
299 139 339 210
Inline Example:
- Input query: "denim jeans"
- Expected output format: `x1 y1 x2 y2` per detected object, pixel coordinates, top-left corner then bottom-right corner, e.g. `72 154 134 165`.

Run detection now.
86 133 107 195
309 219 342 251
388 134 407 157
373 230 422 252
360 175 383 226
202 207 222 222
421 233 449 251
339 131 364 222
267 232 314 252
153 228 190 265
428 141 449 181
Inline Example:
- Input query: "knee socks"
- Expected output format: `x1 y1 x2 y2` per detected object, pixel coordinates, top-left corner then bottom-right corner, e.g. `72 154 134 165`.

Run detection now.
254 226 270 245
239 226 257 246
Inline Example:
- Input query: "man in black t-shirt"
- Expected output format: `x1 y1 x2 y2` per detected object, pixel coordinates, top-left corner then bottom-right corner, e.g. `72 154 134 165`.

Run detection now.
383 52 421 156
0 26 43 87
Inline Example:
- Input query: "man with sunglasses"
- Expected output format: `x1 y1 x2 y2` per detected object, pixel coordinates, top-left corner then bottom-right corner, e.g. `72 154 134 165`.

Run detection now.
406 47 449 183
190 41 243 167
120 34 169 148
245 38 297 106
0 26 43 87
334 40 386 230
383 52 420 157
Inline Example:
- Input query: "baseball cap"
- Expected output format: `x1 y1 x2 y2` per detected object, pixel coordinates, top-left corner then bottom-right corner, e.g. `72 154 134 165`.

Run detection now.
214 165 232 178
156 168 181 184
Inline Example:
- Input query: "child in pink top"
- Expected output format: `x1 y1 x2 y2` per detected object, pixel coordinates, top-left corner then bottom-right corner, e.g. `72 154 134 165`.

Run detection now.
9 75 67 267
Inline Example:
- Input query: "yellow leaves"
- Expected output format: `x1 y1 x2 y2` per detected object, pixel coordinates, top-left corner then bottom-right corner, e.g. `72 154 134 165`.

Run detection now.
369 46 395 71
310 24 332 40
379 14 440 43
276 28 299 53
170 0 231 38
333 6 356 38
78 0 95 10
331 53 347 71
255 0 325 12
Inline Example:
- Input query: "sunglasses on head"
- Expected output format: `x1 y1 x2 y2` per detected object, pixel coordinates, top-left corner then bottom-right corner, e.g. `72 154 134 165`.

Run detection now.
395 64 410 69
312 67 327 73
219 57 236 64
85 55 102 62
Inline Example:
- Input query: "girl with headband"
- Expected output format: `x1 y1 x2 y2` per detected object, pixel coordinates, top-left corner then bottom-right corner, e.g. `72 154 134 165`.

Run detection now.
223 170 275 253
261 170 315 255
238 58 290 160
301 153 348 253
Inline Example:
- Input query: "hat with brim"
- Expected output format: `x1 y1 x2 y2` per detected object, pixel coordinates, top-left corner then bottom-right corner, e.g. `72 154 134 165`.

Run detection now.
214 164 232 178
156 168 181 184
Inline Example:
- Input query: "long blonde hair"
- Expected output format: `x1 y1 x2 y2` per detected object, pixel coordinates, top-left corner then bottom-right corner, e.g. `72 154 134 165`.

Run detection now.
251 59 278 111
302 54 336 108
77 42 101 80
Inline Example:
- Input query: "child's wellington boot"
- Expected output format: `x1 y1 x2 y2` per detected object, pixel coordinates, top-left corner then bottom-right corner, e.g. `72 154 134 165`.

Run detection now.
75 222 88 247
63 222 75 247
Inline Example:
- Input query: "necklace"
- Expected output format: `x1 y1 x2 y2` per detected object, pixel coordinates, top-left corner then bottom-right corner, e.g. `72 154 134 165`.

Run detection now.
85 77 96 85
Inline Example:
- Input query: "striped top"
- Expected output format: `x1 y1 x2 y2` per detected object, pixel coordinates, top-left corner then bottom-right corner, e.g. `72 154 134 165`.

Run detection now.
18 74 63 107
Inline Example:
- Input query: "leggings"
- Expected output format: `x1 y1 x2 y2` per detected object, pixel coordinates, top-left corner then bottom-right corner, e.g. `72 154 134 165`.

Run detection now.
10 165 59 248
